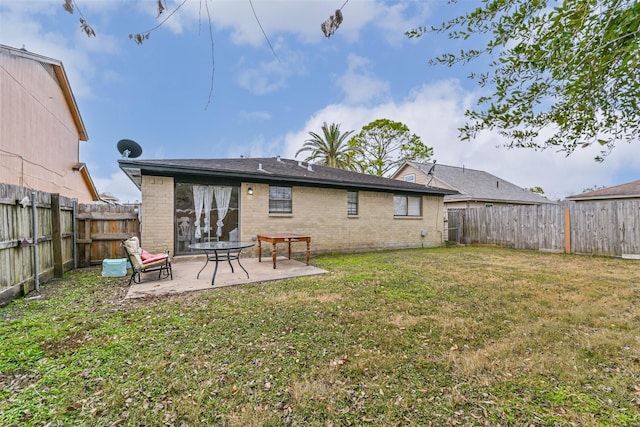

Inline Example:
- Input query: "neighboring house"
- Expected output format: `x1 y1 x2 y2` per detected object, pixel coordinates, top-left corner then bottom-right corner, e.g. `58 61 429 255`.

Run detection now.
565 180 640 202
392 161 553 209
0 44 99 202
118 156 457 256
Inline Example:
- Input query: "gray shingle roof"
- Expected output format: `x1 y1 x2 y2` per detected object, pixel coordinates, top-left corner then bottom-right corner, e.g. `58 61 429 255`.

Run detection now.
406 161 553 204
119 157 457 196
566 179 640 200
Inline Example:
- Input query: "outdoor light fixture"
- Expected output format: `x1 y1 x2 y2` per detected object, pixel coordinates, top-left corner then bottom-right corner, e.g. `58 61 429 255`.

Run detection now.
247 187 254 195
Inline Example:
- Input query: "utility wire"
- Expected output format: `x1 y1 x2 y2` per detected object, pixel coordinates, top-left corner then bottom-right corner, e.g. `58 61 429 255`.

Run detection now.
249 0 281 63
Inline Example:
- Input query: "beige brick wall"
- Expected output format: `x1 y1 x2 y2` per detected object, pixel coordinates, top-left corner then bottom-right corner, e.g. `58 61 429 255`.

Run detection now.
240 182 445 258
141 178 446 258
141 175 174 254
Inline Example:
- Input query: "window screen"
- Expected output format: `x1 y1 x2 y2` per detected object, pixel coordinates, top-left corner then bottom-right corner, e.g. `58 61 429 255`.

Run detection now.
393 195 421 216
269 186 292 213
347 191 358 215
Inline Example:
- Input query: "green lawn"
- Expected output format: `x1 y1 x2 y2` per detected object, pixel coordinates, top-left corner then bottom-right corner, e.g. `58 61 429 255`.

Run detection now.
2 246 639 426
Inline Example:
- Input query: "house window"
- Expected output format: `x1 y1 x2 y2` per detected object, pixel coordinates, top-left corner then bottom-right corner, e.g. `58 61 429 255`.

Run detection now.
269 186 292 213
404 174 416 183
485 203 494 208
394 195 422 216
347 191 358 215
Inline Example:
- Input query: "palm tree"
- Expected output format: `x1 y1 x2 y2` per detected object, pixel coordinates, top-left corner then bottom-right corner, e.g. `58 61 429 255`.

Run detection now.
295 122 360 171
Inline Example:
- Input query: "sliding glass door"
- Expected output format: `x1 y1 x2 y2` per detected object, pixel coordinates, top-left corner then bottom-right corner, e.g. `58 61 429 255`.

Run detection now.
174 183 239 255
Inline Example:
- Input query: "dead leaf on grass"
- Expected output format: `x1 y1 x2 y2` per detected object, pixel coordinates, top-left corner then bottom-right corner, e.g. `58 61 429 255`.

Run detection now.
330 356 348 366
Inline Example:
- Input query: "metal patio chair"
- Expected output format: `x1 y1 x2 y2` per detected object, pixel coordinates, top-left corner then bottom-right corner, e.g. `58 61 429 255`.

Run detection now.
122 237 172 286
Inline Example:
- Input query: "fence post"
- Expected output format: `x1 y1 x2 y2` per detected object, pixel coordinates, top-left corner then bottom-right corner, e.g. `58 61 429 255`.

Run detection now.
564 207 571 254
51 193 63 278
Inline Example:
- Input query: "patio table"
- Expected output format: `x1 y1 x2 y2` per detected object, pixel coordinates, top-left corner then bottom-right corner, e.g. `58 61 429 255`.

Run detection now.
257 233 311 269
189 241 255 285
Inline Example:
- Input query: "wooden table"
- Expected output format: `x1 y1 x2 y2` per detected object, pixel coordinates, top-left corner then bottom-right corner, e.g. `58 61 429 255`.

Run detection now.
257 233 311 269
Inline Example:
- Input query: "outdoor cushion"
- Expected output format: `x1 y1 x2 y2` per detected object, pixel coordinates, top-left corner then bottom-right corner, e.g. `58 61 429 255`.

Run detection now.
142 253 169 264
139 248 169 265
123 237 144 268
122 237 172 285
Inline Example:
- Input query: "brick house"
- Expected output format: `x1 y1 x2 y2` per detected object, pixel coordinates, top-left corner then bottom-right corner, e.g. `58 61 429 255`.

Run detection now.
0 44 99 202
118 156 457 257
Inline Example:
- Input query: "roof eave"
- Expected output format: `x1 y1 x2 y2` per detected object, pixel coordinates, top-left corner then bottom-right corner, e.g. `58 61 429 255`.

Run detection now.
52 65 88 141
73 162 100 200
118 161 457 196
566 194 640 201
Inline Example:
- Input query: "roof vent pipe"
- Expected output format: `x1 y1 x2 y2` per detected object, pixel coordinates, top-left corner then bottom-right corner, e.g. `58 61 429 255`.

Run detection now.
298 161 303 167
258 163 263 171
307 164 313 171
276 155 282 162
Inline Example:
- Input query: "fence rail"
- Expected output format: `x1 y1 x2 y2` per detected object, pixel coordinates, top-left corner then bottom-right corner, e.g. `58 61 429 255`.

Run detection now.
458 201 640 257
0 183 139 305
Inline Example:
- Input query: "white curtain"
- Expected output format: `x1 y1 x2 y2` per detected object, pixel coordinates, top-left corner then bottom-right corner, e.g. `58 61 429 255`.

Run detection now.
203 187 214 241
214 186 232 238
192 185 206 239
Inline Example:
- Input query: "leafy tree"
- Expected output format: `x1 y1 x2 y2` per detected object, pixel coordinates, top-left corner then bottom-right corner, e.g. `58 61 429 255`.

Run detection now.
407 0 640 161
581 185 607 193
295 122 359 171
349 119 434 176
526 186 545 195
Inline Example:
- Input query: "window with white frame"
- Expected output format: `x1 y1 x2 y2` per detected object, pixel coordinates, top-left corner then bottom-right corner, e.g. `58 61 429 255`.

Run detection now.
269 186 292 213
393 194 422 216
347 191 358 215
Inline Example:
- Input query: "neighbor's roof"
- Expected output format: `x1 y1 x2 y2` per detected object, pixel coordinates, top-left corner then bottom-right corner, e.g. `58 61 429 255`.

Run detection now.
403 161 553 204
566 179 640 201
119 157 458 196
0 44 88 141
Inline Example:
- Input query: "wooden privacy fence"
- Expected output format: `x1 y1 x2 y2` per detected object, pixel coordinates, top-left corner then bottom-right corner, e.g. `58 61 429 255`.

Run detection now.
0 183 139 305
76 203 140 267
1 184 75 302
458 201 640 257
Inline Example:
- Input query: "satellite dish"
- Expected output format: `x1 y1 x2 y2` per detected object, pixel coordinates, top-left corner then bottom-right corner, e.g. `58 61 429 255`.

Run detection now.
427 160 437 175
117 139 142 159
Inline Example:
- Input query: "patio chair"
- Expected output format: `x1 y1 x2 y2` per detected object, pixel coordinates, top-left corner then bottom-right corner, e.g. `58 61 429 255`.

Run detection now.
122 237 173 286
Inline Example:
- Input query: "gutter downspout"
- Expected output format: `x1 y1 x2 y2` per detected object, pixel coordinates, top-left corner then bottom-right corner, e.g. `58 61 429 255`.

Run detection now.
31 191 40 292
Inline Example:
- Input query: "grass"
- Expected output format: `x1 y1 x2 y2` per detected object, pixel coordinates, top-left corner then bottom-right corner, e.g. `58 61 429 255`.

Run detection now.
1 246 639 426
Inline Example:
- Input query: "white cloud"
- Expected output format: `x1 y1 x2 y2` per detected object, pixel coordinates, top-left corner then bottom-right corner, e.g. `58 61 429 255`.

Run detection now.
234 36 309 94
368 1 432 46
284 79 640 201
94 171 141 204
236 60 287 95
168 0 421 47
337 53 390 104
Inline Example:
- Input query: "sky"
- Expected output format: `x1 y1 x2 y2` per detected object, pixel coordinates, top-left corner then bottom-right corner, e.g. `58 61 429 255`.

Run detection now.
1 0 638 203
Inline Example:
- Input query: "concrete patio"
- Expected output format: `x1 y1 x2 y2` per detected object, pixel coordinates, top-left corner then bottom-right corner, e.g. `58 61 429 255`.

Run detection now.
124 255 328 299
